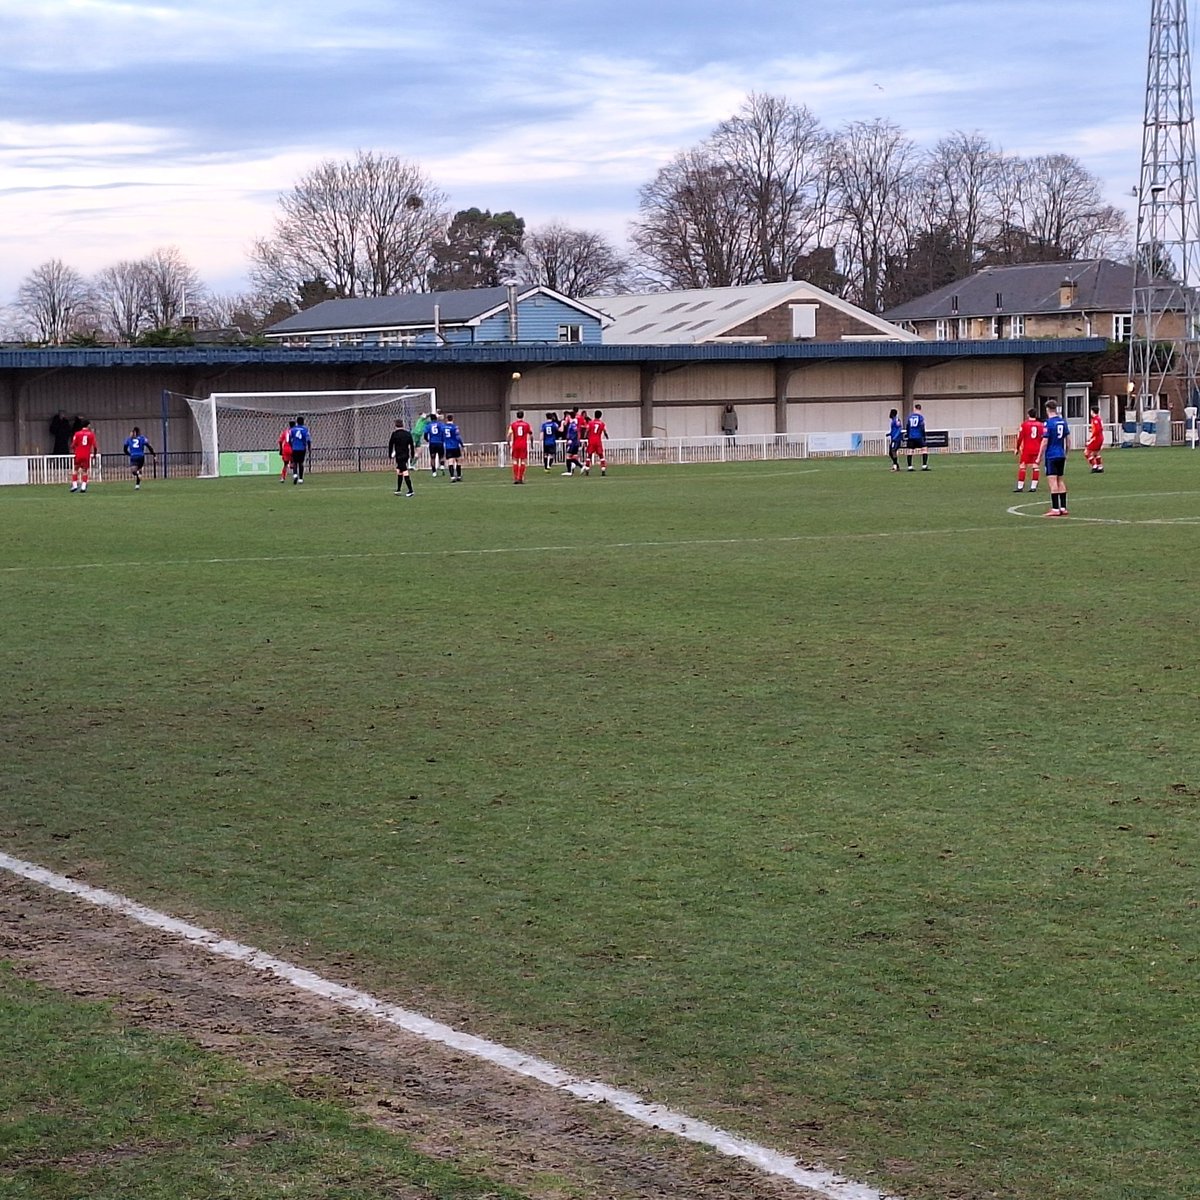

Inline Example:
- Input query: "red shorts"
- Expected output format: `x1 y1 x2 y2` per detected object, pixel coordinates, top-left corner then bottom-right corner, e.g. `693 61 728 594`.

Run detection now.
511 443 529 460
280 446 292 462
1019 455 1040 466
74 454 91 470
1085 438 1102 454
586 441 604 456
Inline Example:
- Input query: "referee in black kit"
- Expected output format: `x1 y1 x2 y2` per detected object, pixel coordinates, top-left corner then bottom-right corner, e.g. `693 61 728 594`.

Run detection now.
388 418 415 497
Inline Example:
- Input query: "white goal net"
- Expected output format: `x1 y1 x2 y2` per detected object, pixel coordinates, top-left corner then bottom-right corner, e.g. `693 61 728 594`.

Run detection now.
178 388 436 478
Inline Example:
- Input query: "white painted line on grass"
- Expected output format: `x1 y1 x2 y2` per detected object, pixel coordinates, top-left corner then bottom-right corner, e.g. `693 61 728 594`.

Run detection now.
0 523 1023 575
0 850 895 1200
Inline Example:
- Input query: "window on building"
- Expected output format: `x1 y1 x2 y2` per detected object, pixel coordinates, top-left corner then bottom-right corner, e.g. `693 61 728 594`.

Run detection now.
558 324 583 344
957 318 970 340
1113 313 1133 342
1065 391 1088 419
989 316 1001 339
1010 314 1026 337
791 304 818 338
935 318 950 341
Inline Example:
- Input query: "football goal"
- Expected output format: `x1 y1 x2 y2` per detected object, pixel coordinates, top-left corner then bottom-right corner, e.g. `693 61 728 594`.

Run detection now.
176 388 437 478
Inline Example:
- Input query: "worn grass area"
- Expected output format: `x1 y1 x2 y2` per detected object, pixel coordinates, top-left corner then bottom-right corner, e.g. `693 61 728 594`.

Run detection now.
2 451 1199 1199
0 966 528 1199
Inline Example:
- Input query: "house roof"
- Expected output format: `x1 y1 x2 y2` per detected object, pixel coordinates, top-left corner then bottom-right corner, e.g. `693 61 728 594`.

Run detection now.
884 259 1144 321
583 281 920 344
265 286 608 337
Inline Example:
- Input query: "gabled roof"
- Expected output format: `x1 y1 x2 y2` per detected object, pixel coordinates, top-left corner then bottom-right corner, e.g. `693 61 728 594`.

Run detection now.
884 259 1143 321
265 286 608 337
583 280 919 344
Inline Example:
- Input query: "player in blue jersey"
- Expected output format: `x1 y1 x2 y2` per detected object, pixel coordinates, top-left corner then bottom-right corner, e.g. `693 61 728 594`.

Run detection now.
887 409 903 472
905 403 928 471
425 414 445 477
122 426 156 489
1041 401 1071 516
561 410 583 476
541 412 560 470
442 414 464 482
287 417 311 483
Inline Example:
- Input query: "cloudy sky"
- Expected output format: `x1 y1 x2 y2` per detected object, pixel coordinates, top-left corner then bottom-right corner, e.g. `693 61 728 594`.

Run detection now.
0 0 1158 301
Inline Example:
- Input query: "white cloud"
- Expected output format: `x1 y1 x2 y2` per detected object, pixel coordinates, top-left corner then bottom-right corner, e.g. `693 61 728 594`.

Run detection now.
0 0 442 69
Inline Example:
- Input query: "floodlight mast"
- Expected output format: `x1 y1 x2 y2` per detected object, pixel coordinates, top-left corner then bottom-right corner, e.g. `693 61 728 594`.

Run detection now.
1130 0 1200 421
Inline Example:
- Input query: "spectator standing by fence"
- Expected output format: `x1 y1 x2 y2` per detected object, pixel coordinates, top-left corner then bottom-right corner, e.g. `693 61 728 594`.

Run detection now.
721 405 738 445
49 411 72 455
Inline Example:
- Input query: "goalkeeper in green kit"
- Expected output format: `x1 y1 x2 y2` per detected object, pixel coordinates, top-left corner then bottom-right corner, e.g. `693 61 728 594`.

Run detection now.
412 412 432 469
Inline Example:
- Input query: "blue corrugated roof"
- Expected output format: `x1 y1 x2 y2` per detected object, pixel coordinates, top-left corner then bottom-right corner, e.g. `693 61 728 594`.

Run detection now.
0 338 1107 370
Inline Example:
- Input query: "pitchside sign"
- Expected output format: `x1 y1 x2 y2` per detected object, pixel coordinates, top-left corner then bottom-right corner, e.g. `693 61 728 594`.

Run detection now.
905 430 950 448
807 432 863 453
219 451 273 476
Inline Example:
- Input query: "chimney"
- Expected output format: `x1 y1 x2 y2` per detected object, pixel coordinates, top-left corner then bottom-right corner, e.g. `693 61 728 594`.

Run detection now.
507 283 519 343
1059 278 1078 308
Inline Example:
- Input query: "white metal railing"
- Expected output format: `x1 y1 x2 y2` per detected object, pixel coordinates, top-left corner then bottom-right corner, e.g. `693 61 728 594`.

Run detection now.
485 428 1122 467
2 422 1187 485
0 454 105 486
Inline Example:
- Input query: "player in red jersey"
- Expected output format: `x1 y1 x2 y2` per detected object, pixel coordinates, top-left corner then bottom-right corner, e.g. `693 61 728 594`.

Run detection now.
278 420 294 482
69 421 99 492
582 409 609 475
1084 405 1105 473
1013 408 1044 493
576 408 591 450
507 410 534 483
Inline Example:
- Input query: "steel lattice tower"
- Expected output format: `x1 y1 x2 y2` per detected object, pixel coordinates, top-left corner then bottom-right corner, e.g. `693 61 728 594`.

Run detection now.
1130 0 1200 415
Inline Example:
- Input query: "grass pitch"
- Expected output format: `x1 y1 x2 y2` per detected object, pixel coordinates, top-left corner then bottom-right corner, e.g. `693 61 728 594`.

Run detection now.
3 451 1199 1199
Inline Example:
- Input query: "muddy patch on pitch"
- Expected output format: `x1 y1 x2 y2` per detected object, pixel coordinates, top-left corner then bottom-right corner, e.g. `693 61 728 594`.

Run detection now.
0 876 836 1200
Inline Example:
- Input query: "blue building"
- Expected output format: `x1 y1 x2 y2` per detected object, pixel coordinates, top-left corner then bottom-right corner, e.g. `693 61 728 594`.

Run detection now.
264 285 610 348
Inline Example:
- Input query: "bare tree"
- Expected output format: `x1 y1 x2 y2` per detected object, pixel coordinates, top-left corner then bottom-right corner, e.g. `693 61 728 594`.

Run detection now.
709 93 834 282
517 221 630 295
630 148 756 288
15 259 94 344
1014 154 1130 261
829 118 919 311
250 151 448 301
923 131 1005 276
141 246 203 328
93 259 152 342
204 290 294 336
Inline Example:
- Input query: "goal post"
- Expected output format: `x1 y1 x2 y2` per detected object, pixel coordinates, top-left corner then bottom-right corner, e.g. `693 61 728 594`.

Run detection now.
175 388 437 478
